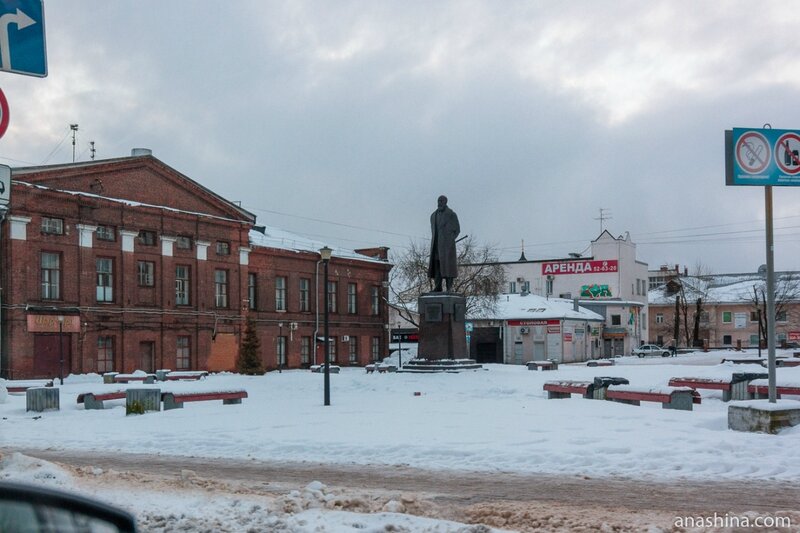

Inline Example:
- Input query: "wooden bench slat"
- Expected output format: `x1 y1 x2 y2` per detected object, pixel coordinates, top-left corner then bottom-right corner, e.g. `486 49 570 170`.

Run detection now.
668 378 732 391
607 390 673 403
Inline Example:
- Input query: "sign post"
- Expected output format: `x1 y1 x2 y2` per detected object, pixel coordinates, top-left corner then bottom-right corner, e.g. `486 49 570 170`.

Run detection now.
724 126 800 403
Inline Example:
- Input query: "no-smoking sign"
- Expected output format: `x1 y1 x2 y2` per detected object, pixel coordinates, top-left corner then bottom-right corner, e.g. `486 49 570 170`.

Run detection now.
774 132 800 175
735 131 769 174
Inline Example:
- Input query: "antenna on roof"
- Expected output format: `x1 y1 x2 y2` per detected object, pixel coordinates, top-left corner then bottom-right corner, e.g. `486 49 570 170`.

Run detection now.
594 208 612 234
70 124 79 162
90 141 96 160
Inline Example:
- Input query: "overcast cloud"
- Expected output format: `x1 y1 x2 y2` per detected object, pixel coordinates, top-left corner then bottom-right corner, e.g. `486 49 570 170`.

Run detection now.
2 1 800 273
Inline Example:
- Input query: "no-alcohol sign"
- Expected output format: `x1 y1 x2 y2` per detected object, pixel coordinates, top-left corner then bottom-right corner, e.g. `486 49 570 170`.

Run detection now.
726 127 800 186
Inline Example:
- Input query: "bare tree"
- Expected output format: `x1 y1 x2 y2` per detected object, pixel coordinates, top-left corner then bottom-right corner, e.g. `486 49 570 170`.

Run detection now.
389 236 506 326
748 273 800 345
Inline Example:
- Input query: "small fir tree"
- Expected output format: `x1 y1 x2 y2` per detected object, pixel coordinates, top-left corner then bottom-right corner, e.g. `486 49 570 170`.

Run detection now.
238 318 264 375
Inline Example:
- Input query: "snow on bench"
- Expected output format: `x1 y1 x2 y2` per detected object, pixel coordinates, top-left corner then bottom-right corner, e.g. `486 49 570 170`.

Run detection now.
162 371 208 381
113 373 156 384
77 390 128 410
162 389 248 410
669 377 732 402
527 361 558 371
543 380 594 399
748 380 800 399
4 379 54 394
606 385 699 411
586 360 614 367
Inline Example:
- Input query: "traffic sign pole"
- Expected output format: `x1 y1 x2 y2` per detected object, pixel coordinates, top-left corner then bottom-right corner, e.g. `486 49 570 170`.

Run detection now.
765 186 777 402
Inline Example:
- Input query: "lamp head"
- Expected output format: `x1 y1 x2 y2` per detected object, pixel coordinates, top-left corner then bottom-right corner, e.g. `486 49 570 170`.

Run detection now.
319 246 332 262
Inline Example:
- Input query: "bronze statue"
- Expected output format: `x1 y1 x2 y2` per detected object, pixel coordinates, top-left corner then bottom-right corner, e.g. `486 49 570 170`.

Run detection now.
428 195 460 292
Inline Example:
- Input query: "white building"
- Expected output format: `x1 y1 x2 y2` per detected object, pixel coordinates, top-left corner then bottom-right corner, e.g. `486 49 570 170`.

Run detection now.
496 231 649 357
470 293 604 364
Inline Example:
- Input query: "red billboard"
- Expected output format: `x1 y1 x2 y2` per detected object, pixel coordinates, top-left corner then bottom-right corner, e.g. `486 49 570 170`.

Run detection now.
542 260 618 276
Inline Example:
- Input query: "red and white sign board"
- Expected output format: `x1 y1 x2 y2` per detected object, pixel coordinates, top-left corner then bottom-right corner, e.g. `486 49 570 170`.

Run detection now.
789 331 800 342
735 130 769 174
542 259 618 276
563 332 573 342
774 132 800 175
507 319 559 327
0 88 8 139
27 314 81 333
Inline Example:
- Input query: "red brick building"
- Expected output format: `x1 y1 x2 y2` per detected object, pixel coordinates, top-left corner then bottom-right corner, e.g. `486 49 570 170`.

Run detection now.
0 152 392 379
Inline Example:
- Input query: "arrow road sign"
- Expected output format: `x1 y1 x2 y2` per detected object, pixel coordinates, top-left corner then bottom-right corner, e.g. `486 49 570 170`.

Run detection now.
0 0 46 77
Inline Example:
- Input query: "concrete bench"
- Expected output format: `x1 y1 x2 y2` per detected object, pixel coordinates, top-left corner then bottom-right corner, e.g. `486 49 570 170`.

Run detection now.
776 359 800 368
77 391 127 410
722 358 766 367
526 360 558 371
586 360 614 367
365 364 376 373
26 387 59 412
606 385 698 411
309 365 341 374
543 380 594 399
162 371 208 381
669 377 732 402
591 376 630 400
162 390 248 410
748 380 800 400
113 373 156 384
4 379 54 393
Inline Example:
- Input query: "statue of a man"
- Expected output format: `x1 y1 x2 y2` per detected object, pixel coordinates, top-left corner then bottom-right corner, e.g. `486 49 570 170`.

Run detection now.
428 195 460 292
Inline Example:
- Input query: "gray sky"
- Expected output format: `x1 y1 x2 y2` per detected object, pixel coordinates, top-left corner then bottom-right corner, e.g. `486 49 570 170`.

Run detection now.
2 1 800 274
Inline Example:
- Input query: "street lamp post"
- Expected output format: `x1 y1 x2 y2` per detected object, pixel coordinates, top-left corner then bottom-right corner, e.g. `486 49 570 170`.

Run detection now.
397 321 402 368
319 246 332 406
57 315 65 385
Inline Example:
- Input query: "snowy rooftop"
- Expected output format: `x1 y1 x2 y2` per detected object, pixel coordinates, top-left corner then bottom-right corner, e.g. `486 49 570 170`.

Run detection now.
649 272 800 305
471 292 605 322
248 227 387 263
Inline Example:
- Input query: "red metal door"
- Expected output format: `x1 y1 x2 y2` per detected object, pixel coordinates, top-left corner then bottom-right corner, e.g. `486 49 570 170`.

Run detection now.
33 334 70 379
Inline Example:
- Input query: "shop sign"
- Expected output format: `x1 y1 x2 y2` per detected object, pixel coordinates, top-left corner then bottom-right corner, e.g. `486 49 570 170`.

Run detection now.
27 314 81 333
541 260 618 276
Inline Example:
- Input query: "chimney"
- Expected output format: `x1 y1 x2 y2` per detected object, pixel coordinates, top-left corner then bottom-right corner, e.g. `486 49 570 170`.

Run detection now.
131 148 152 157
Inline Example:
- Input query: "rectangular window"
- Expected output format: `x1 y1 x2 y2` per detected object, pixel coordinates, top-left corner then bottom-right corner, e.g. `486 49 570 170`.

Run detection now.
750 311 759 322
750 334 760 346
611 314 621 326
216 241 230 255
137 230 157 246
327 281 338 313
97 336 114 373
371 286 380 316
656 335 664 346
371 337 381 361
41 217 64 235
777 310 788 322
327 336 337 363
522 281 530 293
509 281 517 294
41 252 61 300
545 277 554 296
299 278 310 312
176 236 192 250
247 273 257 310
347 283 357 314
722 311 732 323
137 261 155 287
723 334 732 345
277 336 287 367
176 336 190 370
275 276 287 311
175 265 190 305
301 336 312 365
349 336 358 362
96 225 116 241
96 258 114 302
215 270 228 308
655 313 664 324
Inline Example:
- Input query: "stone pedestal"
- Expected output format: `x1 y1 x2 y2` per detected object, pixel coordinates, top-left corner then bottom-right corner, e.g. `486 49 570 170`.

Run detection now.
417 292 467 360
26 387 59 412
729 401 800 434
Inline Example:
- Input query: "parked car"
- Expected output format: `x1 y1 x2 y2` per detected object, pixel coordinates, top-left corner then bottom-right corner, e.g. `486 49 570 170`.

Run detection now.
632 344 671 358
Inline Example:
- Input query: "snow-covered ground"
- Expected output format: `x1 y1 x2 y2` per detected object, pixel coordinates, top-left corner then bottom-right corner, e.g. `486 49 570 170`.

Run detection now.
1 349 799 531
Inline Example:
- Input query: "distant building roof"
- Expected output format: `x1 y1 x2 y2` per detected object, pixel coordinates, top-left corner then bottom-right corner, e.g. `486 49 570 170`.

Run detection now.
648 272 800 305
470 293 605 322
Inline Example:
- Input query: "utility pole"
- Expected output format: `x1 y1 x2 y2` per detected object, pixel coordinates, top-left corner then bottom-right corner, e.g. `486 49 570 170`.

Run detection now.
70 124 79 162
